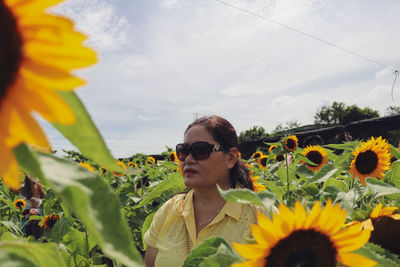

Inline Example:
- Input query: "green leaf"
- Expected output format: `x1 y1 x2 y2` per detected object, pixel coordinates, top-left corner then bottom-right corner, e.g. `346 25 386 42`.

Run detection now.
218 188 264 207
142 212 155 250
0 241 67 267
324 142 358 151
51 218 73 243
182 237 239 267
53 91 121 171
14 145 142 267
307 164 338 184
0 250 38 267
13 143 45 179
390 160 400 188
390 144 400 159
295 154 318 166
366 178 400 198
323 178 349 192
355 242 400 267
135 172 185 209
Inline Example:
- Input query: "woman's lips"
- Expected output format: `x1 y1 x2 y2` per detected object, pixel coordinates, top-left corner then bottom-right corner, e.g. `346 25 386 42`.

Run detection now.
184 168 198 176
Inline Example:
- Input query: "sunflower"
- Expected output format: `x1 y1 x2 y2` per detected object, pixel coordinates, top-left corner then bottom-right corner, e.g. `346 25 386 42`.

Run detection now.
111 160 127 176
250 176 266 192
238 151 242 159
146 156 156 165
41 214 61 229
251 151 263 159
355 204 400 256
349 137 391 185
0 0 97 190
257 155 268 169
268 145 278 153
169 151 178 162
232 200 375 267
284 135 298 152
301 145 328 172
79 161 95 172
14 198 26 209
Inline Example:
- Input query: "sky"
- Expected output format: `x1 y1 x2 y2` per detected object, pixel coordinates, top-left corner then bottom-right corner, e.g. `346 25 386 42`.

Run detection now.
41 0 400 157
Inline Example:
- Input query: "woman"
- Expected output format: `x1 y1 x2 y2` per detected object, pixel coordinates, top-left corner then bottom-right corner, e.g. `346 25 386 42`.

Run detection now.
21 175 45 239
144 115 259 267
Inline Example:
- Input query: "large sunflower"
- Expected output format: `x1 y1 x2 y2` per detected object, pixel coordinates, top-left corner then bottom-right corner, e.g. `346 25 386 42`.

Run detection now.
349 137 391 185
355 204 400 256
301 145 328 172
232 200 375 267
0 0 97 190
284 135 298 152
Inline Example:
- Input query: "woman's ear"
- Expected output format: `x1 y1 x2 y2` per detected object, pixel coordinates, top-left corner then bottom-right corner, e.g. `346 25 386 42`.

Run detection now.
226 147 238 169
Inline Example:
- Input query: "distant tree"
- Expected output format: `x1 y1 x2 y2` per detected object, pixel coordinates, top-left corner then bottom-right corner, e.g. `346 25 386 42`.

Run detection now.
271 120 301 135
238 126 269 143
384 106 400 116
314 102 379 126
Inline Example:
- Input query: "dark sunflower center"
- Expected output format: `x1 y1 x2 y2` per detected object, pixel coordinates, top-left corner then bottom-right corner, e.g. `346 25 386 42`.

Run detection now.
169 153 176 161
276 154 285 162
286 139 296 150
306 151 323 166
355 150 378 174
16 201 23 208
254 153 261 159
266 229 337 267
260 157 268 167
0 1 22 101
46 215 60 228
370 216 400 256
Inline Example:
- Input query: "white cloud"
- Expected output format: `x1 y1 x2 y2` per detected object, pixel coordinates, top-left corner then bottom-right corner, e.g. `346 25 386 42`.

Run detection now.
50 0 130 51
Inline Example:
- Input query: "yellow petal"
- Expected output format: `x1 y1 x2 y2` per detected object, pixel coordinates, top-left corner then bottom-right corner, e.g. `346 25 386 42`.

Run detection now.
5 0 64 15
335 229 371 252
0 140 21 190
305 201 321 228
370 204 382 219
232 258 266 267
232 243 267 260
338 252 377 267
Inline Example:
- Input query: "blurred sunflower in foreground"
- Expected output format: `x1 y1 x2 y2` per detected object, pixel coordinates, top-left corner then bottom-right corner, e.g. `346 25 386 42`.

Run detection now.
232 200 376 267
349 137 391 185
0 0 97 189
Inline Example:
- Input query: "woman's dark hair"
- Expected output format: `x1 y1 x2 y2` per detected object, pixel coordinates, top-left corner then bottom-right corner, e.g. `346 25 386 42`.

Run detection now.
185 115 254 190
23 175 34 199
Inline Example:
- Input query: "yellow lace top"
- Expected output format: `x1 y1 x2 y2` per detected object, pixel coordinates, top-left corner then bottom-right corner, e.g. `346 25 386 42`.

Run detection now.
143 190 260 267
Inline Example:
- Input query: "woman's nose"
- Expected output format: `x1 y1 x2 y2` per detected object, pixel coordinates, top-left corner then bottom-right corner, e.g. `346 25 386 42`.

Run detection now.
184 152 196 164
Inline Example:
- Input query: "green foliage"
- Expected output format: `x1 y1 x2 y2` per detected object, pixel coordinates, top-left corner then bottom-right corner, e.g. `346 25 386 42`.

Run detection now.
182 237 240 267
314 101 379 126
238 126 269 143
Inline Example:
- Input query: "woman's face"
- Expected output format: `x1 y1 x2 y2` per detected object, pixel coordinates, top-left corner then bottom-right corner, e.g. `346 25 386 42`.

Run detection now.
181 125 234 190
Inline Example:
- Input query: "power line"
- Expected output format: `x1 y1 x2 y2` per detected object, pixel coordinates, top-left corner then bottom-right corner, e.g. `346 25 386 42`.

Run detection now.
215 0 398 72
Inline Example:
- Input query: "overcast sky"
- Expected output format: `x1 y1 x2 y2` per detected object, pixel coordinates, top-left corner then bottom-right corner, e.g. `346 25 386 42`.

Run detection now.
41 0 400 157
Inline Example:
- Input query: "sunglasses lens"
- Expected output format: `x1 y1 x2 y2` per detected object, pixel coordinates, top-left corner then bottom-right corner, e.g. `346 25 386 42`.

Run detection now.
191 143 211 161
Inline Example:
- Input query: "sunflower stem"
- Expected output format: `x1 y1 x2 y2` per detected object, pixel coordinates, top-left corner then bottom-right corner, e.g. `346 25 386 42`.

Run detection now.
285 152 290 203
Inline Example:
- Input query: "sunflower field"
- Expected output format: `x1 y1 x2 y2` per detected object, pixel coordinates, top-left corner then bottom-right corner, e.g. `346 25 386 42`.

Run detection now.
1 0 400 266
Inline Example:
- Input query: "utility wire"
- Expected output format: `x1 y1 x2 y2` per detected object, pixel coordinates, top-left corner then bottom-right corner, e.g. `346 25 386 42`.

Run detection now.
215 0 398 73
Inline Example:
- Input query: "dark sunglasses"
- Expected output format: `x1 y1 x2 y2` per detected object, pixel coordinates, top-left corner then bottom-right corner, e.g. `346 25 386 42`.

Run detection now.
175 141 225 161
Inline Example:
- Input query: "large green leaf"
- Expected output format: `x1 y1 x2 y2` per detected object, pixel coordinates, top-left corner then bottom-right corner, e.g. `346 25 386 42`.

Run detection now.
366 178 400 198
389 160 400 188
307 164 338 184
323 178 349 192
53 91 121 171
13 144 142 266
141 212 155 250
182 237 240 267
135 172 185 209
355 242 400 267
0 241 67 267
218 188 264 207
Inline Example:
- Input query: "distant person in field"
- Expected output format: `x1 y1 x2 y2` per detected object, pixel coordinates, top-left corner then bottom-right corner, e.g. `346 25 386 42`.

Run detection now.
144 115 261 267
302 134 325 148
21 175 45 239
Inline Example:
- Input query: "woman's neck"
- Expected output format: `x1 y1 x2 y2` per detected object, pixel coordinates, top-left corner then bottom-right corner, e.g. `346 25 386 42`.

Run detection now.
193 185 226 208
